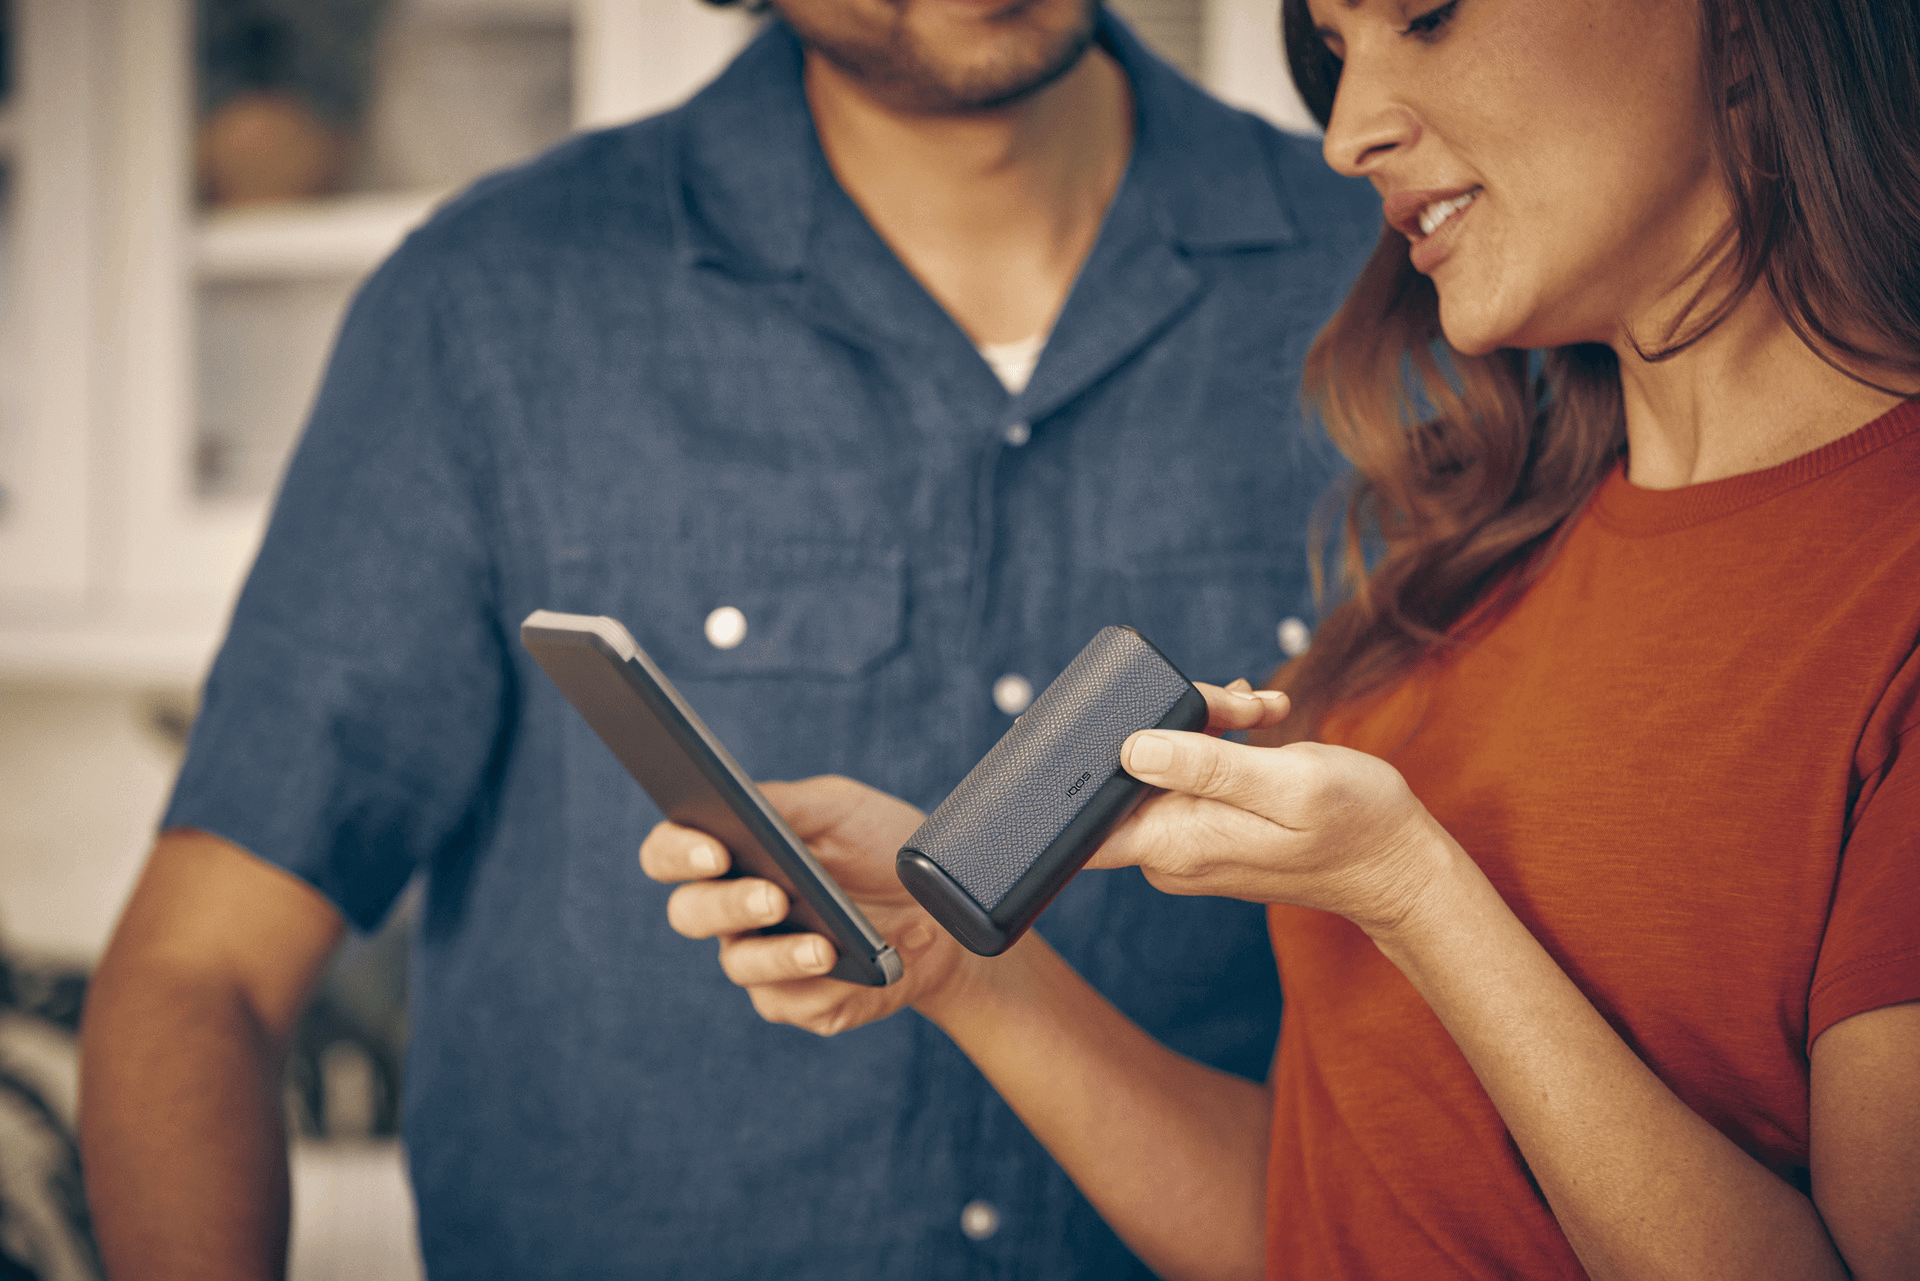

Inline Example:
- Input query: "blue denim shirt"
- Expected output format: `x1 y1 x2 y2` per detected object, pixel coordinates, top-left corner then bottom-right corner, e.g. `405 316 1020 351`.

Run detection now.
168 16 1378 1278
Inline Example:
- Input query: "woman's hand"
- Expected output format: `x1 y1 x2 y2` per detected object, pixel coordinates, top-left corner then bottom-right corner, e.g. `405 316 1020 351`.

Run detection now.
1093 717 1461 939
638 679 1293 1032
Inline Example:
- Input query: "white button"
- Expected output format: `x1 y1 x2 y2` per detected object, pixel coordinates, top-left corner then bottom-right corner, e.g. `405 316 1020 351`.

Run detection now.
960 1199 1000 1241
704 606 748 650
992 673 1034 715
1278 616 1312 658
1002 421 1032 447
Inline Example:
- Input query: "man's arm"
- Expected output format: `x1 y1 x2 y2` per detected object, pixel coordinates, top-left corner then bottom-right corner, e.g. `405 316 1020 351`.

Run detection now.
80 828 346 1281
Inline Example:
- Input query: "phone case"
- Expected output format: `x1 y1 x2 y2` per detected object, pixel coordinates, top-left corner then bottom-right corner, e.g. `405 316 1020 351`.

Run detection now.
896 626 1206 956
520 610 902 987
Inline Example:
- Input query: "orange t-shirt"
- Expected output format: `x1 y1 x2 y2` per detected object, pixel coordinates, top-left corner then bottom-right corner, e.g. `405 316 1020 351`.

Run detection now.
1265 399 1920 1278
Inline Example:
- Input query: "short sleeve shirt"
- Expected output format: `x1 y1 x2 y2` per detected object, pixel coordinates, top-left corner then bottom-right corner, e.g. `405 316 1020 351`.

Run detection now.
167 17 1381 1279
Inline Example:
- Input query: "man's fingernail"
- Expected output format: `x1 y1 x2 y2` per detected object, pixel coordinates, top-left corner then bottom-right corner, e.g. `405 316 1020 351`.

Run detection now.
1128 732 1175 775
900 922 933 952
755 883 782 918
1227 677 1253 693
796 938 830 970
1255 689 1286 702
694 843 724 875
1230 686 1260 703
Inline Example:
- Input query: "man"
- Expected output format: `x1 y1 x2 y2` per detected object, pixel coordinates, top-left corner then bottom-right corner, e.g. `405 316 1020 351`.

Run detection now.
80 0 1377 1274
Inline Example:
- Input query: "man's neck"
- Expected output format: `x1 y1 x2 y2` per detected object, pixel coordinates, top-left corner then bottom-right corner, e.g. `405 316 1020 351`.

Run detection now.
804 46 1134 347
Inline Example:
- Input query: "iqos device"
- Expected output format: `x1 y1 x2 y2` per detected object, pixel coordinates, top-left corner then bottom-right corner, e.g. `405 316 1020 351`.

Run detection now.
896 626 1205 956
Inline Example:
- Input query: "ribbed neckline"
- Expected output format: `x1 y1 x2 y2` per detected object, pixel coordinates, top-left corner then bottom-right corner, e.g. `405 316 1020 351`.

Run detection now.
1590 397 1920 537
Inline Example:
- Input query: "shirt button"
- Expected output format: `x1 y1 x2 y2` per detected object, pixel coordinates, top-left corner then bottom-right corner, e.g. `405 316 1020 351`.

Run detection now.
992 673 1034 715
704 606 748 650
1002 421 1032 447
960 1199 1000 1241
1278 616 1312 658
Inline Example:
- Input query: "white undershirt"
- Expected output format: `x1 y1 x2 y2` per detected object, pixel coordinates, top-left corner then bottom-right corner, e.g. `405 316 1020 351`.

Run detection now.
976 333 1048 395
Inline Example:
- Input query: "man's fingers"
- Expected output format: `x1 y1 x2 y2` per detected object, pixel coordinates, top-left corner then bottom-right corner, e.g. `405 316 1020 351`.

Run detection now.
665 878 788 940
639 822 731 883
717 932 838 986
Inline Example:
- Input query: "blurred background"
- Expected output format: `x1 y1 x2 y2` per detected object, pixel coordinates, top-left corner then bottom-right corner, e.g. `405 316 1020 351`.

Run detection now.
0 0 1310 1276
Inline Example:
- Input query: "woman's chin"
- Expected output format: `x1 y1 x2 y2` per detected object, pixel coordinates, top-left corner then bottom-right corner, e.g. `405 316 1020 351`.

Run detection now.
1435 293 1569 360
1434 309 1508 359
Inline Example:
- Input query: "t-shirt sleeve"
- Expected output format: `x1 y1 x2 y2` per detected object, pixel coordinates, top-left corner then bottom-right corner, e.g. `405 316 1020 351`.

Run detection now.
164 240 509 933
1809 711 1920 1047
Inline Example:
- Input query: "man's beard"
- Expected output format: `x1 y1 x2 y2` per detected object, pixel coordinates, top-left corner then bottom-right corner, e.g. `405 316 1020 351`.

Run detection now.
790 0 1100 115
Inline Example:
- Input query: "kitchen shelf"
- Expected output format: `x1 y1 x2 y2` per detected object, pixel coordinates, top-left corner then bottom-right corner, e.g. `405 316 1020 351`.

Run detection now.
196 189 447 281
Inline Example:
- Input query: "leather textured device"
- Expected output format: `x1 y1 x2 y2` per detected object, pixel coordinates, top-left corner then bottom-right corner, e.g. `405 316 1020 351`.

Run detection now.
897 626 1206 956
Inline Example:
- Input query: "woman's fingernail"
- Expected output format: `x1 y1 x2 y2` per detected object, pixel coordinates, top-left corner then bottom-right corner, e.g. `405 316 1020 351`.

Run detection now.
1227 677 1253 693
755 882 782 919
900 922 934 952
693 843 725 875
1128 732 1175 775
796 938 830 971
1255 689 1286 702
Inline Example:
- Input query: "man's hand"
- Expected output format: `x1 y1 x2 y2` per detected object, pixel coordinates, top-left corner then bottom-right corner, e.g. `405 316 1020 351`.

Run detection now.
639 679 1292 1032
641 775 969 1034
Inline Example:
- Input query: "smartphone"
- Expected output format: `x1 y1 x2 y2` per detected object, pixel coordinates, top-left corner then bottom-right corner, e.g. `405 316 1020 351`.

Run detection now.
520 609 902 986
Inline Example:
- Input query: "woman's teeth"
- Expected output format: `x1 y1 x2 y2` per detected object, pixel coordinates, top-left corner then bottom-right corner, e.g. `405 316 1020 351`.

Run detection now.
1418 190 1478 237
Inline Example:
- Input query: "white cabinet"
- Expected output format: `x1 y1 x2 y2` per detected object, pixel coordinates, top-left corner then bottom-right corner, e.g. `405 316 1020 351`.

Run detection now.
0 0 754 687
0 0 103 614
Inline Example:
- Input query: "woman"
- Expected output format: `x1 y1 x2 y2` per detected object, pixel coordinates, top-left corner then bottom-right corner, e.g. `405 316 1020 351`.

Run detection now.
645 0 1920 1275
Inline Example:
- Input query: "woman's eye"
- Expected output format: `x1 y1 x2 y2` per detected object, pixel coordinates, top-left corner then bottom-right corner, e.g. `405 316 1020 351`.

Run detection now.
1400 0 1461 39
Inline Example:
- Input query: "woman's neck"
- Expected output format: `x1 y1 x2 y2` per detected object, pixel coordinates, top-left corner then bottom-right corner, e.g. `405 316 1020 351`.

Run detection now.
1611 287 1904 490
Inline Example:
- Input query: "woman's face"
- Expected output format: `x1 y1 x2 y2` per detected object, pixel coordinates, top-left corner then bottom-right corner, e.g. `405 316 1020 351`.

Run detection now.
1309 0 1729 355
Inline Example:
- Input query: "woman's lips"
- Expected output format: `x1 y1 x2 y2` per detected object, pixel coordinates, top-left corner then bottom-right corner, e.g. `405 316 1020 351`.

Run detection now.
1382 186 1482 274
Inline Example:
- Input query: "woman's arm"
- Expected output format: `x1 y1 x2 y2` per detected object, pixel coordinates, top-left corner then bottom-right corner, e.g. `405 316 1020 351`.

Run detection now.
1376 828 1846 1281
1104 729 1918 1281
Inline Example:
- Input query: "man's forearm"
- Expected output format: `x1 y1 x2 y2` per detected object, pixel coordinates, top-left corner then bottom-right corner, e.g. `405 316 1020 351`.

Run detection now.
81 959 297 1280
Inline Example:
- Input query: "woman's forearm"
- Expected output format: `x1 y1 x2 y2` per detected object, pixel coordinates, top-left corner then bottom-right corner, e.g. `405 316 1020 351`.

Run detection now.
1374 826 1846 1281
921 937 1271 1281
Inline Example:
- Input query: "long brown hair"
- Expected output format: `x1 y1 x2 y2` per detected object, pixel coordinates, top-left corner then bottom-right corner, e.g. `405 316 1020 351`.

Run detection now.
1272 0 1920 730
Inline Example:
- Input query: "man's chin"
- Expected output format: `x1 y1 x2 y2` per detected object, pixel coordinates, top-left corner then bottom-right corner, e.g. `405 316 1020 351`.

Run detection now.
913 31 1098 113
795 0 1099 116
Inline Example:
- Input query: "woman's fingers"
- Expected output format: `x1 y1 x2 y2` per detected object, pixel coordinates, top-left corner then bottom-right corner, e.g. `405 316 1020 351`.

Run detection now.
664 877 788 940
1198 679 1291 736
1124 727 1284 813
639 821 732 883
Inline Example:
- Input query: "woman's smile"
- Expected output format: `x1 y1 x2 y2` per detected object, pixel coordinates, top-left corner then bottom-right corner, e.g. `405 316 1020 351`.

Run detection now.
1384 185 1482 273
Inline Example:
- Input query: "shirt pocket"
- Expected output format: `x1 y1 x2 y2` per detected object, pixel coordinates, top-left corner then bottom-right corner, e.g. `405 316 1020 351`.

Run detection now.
630 544 907 681
1118 553 1314 688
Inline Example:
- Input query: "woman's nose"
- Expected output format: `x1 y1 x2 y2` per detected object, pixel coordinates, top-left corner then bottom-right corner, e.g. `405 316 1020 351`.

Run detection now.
1321 63 1420 177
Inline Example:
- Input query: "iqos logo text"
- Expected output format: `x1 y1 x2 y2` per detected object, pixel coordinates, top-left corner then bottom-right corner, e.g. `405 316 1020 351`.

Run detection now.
1066 770 1093 798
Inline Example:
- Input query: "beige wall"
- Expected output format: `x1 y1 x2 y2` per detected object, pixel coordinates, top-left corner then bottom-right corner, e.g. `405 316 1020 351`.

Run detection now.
0 685 182 963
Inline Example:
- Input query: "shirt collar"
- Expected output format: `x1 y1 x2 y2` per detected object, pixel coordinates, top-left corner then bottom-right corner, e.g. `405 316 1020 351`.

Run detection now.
667 10 1299 279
